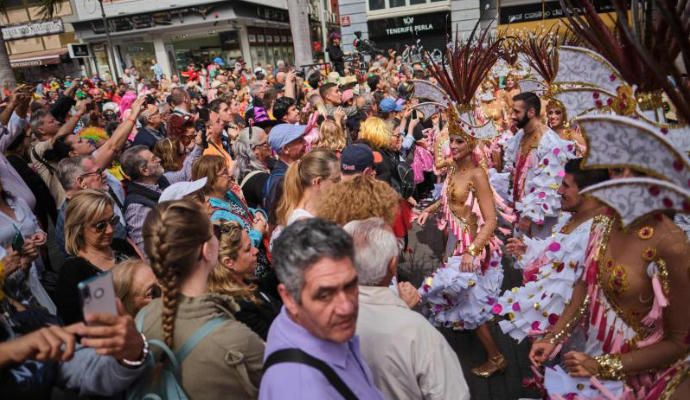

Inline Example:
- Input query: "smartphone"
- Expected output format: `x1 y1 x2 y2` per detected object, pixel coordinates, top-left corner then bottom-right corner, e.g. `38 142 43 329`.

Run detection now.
78 272 118 322
11 229 24 255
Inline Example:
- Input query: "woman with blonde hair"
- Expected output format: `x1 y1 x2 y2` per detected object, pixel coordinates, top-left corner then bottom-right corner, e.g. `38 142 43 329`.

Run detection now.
56 189 138 324
274 149 341 227
208 221 280 340
111 259 159 316
313 119 346 154
138 200 264 398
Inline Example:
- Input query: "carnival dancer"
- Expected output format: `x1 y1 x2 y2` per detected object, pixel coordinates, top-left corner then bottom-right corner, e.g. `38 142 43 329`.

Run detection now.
495 159 609 343
501 71 522 112
417 118 506 378
529 115 690 400
410 23 514 378
503 92 577 239
545 99 586 155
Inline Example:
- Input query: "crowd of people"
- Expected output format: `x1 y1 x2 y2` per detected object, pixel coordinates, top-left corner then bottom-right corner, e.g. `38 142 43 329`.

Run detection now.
1 19 690 400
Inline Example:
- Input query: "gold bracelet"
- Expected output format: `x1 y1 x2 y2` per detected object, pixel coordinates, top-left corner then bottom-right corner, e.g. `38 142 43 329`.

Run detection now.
545 295 590 344
594 354 625 380
467 244 482 257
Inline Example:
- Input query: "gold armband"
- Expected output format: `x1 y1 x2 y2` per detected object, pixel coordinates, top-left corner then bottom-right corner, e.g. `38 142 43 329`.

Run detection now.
594 354 625 380
466 244 482 257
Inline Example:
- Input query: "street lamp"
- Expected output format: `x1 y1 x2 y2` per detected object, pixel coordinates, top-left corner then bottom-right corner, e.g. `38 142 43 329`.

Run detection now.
98 0 119 81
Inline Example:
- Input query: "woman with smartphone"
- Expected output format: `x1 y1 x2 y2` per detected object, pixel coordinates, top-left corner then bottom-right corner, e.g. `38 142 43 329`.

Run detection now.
56 189 138 324
0 180 54 313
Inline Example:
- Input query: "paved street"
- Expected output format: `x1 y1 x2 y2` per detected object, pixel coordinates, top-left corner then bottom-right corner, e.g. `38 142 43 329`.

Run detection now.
399 220 541 400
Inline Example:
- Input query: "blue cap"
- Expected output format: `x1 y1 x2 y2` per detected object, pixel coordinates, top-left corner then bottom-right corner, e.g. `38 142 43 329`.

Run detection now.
213 57 225 66
340 143 382 174
268 124 308 152
380 97 402 113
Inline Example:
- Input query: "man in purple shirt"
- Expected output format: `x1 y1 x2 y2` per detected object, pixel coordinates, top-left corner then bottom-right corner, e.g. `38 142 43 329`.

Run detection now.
260 218 384 400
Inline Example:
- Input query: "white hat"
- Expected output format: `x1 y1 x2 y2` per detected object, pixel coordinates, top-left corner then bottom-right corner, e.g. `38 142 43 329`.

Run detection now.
158 178 207 203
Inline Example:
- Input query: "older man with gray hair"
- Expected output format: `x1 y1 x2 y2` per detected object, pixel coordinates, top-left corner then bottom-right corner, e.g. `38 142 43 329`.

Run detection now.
343 217 470 400
232 126 273 209
261 218 383 400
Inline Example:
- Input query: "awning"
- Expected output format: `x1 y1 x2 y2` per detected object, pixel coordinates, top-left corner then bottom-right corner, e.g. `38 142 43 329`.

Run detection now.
10 48 68 68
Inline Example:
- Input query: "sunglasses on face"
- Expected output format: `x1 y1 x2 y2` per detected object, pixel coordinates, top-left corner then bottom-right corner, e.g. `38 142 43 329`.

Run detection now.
91 215 119 233
143 284 162 299
212 224 223 240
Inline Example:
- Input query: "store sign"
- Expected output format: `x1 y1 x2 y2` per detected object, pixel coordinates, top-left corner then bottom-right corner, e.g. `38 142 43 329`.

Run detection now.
499 0 616 24
88 6 215 34
340 16 351 27
2 19 64 40
68 43 91 58
368 11 448 40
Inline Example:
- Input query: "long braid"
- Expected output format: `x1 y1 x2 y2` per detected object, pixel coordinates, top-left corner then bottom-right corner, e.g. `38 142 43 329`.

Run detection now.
143 200 212 350
147 210 178 348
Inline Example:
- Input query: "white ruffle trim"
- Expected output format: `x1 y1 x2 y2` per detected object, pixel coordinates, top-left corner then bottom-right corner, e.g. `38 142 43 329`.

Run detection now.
495 216 592 342
420 255 504 330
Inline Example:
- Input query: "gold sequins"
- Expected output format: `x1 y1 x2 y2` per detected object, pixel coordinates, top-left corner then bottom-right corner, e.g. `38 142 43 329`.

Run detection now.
642 247 657 262
638 226 655 240
607 263 629 297
533 303 541 310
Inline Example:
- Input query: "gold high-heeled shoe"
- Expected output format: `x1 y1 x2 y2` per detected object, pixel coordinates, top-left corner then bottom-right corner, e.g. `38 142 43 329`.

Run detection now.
471 354 508 378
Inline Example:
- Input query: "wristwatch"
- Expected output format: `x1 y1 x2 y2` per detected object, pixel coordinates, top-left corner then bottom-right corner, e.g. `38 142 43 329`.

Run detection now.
121 332 149 368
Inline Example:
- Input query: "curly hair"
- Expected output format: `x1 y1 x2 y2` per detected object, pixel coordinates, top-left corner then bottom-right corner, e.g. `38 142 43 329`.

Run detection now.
142 199 212 348
315 175 400 226
208 221 256 301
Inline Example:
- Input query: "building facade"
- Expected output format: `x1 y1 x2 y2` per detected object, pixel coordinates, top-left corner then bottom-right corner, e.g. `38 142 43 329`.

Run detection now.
2 0 81 82
70 0 298 80
337 0 494 55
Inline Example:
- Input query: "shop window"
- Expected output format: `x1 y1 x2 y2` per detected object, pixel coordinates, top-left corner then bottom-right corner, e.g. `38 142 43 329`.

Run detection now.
369 0 449 12
369 0 385 11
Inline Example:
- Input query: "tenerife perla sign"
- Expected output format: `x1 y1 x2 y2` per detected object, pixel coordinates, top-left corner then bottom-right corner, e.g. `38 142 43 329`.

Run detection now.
384 16 434 36
2 19 64 40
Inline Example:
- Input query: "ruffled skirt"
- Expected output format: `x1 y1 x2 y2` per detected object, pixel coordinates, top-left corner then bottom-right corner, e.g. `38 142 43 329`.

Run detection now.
419 254 504 330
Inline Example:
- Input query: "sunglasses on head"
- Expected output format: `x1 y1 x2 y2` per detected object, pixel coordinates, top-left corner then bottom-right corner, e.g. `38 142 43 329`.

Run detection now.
92 215 119 233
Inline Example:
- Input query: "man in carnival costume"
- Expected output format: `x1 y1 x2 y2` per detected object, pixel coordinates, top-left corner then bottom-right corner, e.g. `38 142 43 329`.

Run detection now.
494 159 610 344
503 91 577 239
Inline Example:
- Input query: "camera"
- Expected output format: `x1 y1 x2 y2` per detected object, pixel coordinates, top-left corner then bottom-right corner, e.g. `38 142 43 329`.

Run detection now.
295 70 305 79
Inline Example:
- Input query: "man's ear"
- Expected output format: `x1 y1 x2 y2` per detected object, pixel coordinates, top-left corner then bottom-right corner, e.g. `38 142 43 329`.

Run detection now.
278 283 300 318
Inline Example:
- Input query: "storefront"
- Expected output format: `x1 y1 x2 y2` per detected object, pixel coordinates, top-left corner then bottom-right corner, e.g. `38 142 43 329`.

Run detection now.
72 1 292 79
247 27 294 67
367 10 450 54
497 0 618 35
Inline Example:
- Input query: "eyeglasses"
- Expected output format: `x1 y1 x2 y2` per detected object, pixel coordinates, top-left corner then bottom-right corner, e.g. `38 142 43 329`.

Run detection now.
252 141 268 149
91 215 119 233
79 168 105 180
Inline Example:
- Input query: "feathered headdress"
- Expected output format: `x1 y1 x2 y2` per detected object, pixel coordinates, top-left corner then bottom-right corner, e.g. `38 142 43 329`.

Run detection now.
411 21 503 145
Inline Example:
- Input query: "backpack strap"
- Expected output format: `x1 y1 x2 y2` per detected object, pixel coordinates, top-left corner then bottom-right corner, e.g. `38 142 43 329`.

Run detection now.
263 348 358 400
174 317 226 362
240 170 263 189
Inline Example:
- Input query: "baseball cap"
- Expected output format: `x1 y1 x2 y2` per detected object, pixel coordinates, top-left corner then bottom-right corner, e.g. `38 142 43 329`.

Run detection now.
158 178 208 203
340 143 382 174
380 98 402 113
213 57 225 66
268 124 308 152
